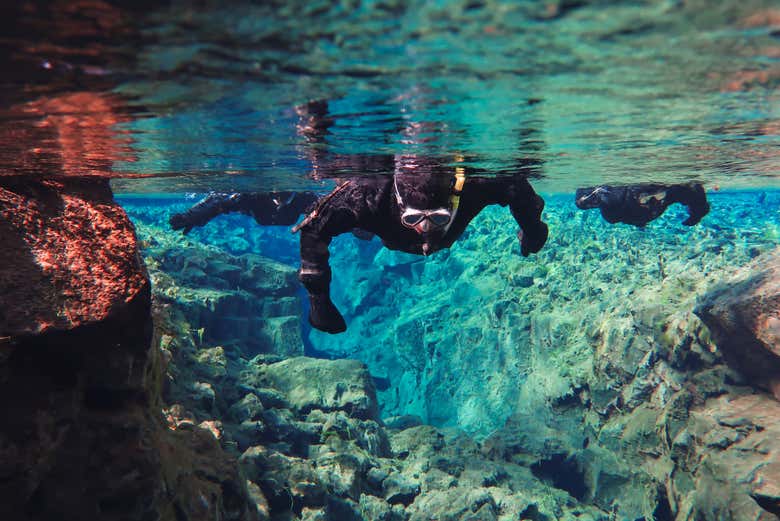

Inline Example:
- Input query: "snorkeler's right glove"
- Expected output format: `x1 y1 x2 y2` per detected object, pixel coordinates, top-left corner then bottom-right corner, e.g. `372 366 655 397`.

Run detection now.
519 221 548 257
299 266 347 333
169 212 194 234
308 294 347 334
679 184 710 226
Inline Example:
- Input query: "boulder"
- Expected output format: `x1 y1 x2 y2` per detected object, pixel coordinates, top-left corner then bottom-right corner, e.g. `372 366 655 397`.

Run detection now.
0 177 157 519
0 177 149 336
151 245 304 358
229 393 265 423
258 357 380 420
695 249 780 398
0 177 257 520
384 415 424 431
685 393 780 520
382 471 421 506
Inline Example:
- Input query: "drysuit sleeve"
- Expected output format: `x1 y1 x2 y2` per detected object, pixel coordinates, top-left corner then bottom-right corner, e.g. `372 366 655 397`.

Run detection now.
459 175 548 257
170 193 246 233
169 192 317 232
666 183 710 226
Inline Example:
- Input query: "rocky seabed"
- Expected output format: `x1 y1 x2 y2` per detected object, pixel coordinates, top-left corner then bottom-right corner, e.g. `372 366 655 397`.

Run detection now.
1 185 780 520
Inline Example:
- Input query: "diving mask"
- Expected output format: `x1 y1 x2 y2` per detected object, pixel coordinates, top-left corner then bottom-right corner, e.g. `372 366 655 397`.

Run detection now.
399 207 453 230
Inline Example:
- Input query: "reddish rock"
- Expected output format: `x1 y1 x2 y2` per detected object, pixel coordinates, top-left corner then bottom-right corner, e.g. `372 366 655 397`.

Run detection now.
0 176 257 520
740 9 780 29
695 249 780 399
0 176 149 336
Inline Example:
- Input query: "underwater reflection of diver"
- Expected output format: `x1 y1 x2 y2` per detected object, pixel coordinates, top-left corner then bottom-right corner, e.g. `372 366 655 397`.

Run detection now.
170 161 548 334
575 183 710 227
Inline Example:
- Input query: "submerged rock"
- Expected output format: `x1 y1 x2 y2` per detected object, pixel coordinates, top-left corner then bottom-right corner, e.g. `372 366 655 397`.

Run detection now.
147 242 304 358
126 192 780 521
695 248 780 398
254 357 380 421
0 177 149 335
682 392 780 520
0 177 156 518
0 177 257 520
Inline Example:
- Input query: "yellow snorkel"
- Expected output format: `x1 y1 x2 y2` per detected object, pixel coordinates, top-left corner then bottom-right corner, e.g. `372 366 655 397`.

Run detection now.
444 157 466 234
450 166 466 210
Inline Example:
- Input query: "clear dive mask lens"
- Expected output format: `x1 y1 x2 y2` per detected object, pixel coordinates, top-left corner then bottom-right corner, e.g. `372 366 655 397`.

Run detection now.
400 208 453 229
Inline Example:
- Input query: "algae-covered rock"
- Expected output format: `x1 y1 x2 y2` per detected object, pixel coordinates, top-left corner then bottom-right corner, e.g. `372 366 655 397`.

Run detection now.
195 346 228 380
147 241 304 357
382 471 420 506
257 357 380 420
239 253 299 296
677 392 780 520
229 393 265 423
384 414 424 431
357 494 407 521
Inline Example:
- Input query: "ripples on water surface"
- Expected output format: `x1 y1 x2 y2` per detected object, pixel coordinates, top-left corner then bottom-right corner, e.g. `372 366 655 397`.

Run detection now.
0 0 778 192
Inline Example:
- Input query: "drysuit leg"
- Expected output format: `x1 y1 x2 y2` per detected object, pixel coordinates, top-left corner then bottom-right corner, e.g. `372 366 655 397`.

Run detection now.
298 231 346 334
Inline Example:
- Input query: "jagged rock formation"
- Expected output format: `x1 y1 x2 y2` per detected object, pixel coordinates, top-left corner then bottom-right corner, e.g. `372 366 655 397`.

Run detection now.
139 222 304 358
0 177 257 521
695 250 780 398
122 191 780 521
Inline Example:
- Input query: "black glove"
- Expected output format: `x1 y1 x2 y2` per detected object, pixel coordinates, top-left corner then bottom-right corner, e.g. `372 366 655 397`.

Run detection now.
169 212 193 234
308 294 347 334
681 189 710 226
519 221 548 257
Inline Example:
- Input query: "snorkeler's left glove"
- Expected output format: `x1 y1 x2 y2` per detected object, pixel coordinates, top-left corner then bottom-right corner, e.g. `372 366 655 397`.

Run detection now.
169 212 194 234
308 294 347 334
681 185 710 226
519 221 548 257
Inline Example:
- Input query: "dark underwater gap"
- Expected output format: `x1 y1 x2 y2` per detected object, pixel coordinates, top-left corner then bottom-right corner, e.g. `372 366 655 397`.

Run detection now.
529 454 588 501
326 497 364 520
750 493 780 518
84 387 145 411
99 493 140 515
519 503 550 521
652 485 675 521
262 479 298 518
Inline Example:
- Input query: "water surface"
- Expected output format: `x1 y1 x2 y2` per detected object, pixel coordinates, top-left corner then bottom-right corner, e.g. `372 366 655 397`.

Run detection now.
0 0 777 192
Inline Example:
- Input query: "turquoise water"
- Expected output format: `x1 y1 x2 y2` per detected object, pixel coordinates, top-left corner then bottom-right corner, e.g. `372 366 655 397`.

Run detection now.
4 1 780 519
122 189 780 434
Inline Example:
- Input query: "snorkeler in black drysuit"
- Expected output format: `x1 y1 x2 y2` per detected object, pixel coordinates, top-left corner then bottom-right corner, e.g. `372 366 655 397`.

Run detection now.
574 183 710 227
170 159 548 334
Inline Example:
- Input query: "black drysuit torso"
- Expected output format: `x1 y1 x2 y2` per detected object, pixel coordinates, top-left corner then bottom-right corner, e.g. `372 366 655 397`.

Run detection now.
170 174 548 333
